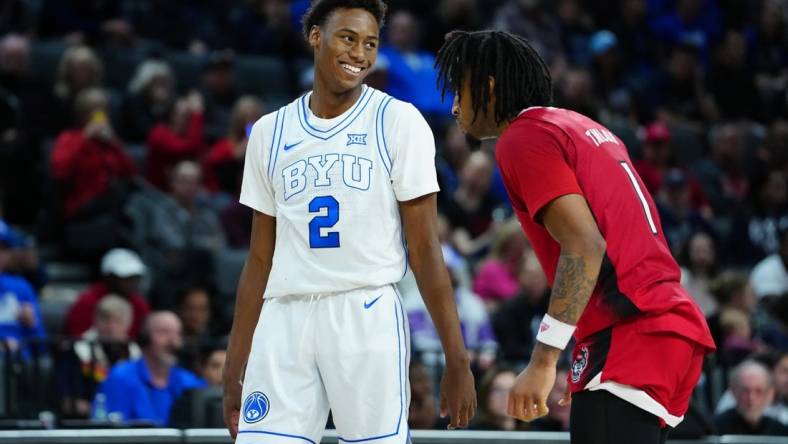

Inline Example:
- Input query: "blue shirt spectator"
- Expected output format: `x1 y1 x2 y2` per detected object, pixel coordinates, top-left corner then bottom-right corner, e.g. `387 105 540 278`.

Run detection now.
0 274 46 359
377 11 451 117
93 311 205 425
94 357 205 425
0 222 45 358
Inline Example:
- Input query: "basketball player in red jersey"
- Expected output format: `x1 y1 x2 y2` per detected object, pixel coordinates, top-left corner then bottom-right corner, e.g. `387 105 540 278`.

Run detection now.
436 31 716 444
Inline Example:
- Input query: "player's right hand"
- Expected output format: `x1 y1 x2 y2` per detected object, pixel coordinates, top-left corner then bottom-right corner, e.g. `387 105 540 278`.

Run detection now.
439 359 477 429
507 360 556 422
223 377 242 440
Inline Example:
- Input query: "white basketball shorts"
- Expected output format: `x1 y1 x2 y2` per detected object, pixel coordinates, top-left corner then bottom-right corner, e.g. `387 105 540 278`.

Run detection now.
236 284 411 444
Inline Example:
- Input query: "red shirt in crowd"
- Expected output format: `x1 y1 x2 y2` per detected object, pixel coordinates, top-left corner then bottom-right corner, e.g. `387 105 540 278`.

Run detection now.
64 282 151 338
50 130 136 218
202 137 236 192
146 113 205 189
495 107 715 349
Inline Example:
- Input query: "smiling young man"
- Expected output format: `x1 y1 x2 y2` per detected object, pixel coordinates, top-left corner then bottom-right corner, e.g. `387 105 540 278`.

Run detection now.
436 31 716 444
222 1 476 443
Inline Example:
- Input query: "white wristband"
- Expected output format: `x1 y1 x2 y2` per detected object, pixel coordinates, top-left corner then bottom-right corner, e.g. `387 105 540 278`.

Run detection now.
535 314 576 350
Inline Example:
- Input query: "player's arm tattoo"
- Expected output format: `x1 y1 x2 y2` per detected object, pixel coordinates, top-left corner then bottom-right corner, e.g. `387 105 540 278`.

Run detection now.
548 252 598 324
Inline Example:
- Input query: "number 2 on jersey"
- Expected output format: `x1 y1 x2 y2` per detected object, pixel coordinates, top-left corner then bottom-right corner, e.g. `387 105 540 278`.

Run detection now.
619 161 658 235
309 196 340 248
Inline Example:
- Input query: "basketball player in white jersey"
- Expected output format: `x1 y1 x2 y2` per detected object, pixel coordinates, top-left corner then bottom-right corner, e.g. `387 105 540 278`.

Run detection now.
222 1 477 442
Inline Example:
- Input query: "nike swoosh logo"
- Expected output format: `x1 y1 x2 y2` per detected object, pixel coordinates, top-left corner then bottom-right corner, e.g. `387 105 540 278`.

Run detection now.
283 140 304 151
363 294 383 309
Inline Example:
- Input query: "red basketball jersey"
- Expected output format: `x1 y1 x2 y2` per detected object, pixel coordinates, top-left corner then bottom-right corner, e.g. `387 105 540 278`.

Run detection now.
495 107 715 350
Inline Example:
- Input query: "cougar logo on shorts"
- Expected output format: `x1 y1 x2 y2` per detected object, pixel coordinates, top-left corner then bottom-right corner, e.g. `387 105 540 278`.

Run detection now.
242 392 270 424
571 346 589 383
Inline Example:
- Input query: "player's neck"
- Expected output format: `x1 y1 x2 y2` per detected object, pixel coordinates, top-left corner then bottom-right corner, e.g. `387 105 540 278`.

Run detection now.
310 80 363 119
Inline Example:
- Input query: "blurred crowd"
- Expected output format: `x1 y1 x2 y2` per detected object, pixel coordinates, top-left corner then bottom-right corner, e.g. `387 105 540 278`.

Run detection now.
0 0 786 436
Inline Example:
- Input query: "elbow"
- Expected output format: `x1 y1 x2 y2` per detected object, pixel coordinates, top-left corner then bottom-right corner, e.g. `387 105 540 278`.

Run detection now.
587 234 606 259
564 232 606 259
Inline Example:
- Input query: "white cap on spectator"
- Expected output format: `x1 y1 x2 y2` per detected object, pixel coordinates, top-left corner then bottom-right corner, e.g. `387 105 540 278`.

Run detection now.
101 248 146 278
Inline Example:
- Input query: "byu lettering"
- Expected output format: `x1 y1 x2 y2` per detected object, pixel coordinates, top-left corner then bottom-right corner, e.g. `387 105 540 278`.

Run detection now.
283 154 373 199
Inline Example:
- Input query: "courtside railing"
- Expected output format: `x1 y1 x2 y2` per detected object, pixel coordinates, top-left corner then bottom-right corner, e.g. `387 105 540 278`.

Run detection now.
0 429 785 444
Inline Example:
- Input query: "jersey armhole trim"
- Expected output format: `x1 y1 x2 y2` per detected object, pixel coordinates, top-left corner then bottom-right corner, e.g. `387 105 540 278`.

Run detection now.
375 96 394 176
268 108 287 180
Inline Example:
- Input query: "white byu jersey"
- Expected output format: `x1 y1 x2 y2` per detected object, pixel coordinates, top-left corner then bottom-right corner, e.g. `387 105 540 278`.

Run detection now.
240 85 439 298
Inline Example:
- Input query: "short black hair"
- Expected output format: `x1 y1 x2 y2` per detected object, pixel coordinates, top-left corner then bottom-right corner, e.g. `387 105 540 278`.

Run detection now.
301 0 388 40
435 30 553 125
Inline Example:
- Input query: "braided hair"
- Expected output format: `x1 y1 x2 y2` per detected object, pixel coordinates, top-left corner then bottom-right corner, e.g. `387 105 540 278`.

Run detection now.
435 30 553 125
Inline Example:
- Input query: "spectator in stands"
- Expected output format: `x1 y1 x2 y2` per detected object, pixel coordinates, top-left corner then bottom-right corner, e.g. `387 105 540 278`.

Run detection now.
93 311 205 426
146 91 206 190
657 168 715 256
555 0 594 67
635 122 709 213
176 285 214 370
199 50 239 140
470 366 521 430
0 218 44 289
226 0 307 58
649 0 722 64
52 46 103 132
435 125 470 201
715 352 788 426
39 0 133 46
587 30 636 118
440 151 501 258
730 170 788 266
553 67 599 120
203 95 264 194
65 248 150 338
408 360 441 429
0 231 45 359
376 10 451 118
492 0 566 68
177 286 213 346
707 271 759 366
422 0 480 54
128 161 223 309
169 339 227 428
405 249 497 367
124 0 225 53
530 364 571 431
121 59 177 144
609 0 657 70
648 41 717 123
51 88 136 220
752 0 788 120
473 220 527 311
773 353 788 425
694 123 750 218
749 227 788 301
196 341 225 387
679 232 719 315
492 249 549 365
715 360 788 435
0 33 57 136
707 30 759 121
57 294 141 418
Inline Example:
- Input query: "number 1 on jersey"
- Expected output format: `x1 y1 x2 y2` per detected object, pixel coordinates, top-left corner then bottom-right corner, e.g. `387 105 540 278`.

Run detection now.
620 161 658 235
309 196 340 248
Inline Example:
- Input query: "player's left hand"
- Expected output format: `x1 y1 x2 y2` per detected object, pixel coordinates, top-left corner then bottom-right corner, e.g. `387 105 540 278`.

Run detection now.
439 358 477 429
507 360 555 422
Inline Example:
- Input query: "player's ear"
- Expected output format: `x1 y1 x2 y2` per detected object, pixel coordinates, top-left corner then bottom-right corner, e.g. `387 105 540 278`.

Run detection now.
308 25 321 49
